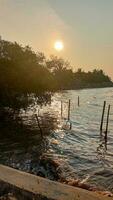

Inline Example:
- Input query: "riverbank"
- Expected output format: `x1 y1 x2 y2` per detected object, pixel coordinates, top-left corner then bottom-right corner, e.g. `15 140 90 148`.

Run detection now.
0 164 113 200
1 88 113 195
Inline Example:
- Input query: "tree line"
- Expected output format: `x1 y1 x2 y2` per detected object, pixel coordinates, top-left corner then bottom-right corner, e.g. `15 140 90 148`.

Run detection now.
0 38 112 113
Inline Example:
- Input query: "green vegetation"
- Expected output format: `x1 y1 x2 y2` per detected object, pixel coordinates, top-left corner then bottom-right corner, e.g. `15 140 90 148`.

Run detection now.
0 38 54 113
47 56 113 90
0 37 112 114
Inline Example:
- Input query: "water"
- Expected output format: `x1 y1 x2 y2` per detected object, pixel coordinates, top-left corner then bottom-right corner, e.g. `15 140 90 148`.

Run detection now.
0 87 113 192
47 87 113 191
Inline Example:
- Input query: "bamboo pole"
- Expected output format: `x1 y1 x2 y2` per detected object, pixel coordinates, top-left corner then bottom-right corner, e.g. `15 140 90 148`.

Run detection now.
78 96 80 107
61 101 63 118
35 114 43 137
105 104 110 141
100 101 106 135
38 109 40 116
70 122 72 130
68 99 71 121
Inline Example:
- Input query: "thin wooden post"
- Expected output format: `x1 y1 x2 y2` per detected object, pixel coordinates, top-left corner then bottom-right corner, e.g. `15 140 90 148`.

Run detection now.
38 109 40 116
100 101 106 135
68 99 71 121
105 104 110 141
105 139 107 151
35 114 43 137
61 101 63 118
78 96 80 107
70 122 72 130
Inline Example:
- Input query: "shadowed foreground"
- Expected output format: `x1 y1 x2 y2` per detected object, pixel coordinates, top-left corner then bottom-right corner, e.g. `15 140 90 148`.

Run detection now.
0 165 113 200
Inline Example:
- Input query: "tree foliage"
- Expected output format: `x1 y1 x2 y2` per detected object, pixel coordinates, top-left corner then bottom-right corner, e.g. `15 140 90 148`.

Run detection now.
0 39 55 112
0 38 112 113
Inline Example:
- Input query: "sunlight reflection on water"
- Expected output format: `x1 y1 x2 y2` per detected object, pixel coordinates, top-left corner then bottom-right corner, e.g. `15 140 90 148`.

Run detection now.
1 87 113 191
46 88 113 191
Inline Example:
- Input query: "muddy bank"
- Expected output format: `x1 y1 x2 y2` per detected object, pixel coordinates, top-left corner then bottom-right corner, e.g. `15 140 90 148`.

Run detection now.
34 156 113 197
3 151 112 198
0 162 112 200
0 164 113 200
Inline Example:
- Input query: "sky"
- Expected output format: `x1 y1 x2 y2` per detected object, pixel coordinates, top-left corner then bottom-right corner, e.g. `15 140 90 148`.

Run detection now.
0 0 113 78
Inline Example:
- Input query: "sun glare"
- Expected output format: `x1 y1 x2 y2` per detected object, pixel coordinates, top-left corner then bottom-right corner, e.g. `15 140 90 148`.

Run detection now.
54 40 64 51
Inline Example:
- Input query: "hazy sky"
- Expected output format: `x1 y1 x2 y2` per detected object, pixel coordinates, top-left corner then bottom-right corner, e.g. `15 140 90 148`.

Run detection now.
0 0 113 78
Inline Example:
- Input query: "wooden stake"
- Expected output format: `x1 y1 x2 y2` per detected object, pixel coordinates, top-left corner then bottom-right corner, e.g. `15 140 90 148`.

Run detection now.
35 114 43 137
61 101 63 118
38 109 40 116
68 99 71 121
100 101 106 135
105 139 107 151
78 96 80 107
70 122 72 130
105 104 110 141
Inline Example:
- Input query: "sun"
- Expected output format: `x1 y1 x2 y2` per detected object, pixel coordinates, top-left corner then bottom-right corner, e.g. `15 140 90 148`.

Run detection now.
54 40 64 51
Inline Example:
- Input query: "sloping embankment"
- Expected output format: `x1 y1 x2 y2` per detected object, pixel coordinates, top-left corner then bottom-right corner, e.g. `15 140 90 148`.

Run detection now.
0 164 112 200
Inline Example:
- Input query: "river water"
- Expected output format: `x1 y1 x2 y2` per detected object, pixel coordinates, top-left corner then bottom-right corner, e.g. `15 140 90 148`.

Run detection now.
0 87 113 192
46 87 113 192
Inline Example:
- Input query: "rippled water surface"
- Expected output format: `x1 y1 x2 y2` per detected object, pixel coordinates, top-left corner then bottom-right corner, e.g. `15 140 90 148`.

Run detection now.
47 88 113 191
1 87 113 192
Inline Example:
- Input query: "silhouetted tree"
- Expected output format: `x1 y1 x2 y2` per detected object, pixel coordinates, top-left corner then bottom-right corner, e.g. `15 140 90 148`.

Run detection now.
0 37 112 117
0 39 55 116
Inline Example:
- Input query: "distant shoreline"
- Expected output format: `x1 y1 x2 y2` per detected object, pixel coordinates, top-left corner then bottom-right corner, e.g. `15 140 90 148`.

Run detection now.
59 82 113 91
